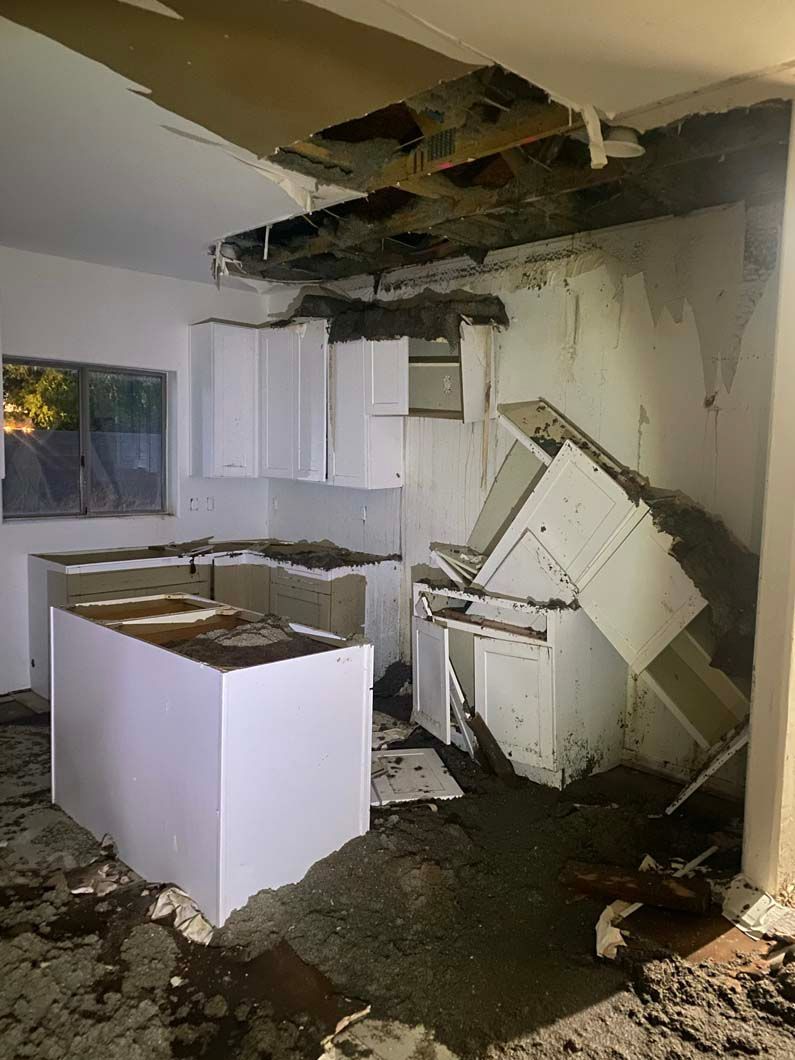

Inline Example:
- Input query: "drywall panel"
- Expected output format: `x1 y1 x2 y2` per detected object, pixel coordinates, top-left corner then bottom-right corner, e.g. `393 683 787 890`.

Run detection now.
0 247 270 694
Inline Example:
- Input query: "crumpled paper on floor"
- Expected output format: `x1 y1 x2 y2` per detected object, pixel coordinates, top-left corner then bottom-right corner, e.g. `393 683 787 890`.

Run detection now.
149 885 214 945
722 874 795 942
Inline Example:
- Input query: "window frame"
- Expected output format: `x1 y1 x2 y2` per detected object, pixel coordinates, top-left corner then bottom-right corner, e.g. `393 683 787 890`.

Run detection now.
2 355 169 521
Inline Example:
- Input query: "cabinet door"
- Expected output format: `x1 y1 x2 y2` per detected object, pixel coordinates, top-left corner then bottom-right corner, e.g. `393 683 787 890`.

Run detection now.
522 441 644 587
365 338 408 416
474 637 554 770
259 328 295 478
579 513 706 674
213 325 258 477
295 321 328 481
412 617 451 744
331 340 368 487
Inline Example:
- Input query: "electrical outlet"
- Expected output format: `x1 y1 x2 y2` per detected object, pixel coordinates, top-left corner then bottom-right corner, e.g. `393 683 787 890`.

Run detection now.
206 496 215 511
189 497 199 511
273 497 279 512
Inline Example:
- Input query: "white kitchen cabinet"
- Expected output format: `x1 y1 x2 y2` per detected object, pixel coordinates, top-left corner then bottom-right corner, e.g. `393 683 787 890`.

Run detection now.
330 339 404 490
407 325 493 422
259 326 295 478
365 337 409 416
475 440 644 593
578 513 706 674
411 581 626 787
52 594 373 927
260 321 328 482
190 321 258 478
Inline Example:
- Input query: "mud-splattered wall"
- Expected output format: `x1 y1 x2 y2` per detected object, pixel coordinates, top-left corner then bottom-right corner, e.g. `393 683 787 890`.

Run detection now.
268 201 780 793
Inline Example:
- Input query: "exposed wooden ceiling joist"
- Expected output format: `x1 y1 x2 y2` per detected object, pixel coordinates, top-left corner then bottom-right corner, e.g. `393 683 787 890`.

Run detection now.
230 101 788 280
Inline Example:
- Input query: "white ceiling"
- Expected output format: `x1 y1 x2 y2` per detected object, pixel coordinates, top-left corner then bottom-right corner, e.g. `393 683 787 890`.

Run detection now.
310 0 795 127
0 18 300 283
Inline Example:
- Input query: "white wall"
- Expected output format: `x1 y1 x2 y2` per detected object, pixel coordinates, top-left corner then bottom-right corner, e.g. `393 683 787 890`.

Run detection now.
0 246 270 693
268 202 780 789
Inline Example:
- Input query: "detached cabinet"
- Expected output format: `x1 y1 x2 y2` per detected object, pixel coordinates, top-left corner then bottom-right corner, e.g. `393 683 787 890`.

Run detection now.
260 320 328 481
190 321 258 478
330 339 404 490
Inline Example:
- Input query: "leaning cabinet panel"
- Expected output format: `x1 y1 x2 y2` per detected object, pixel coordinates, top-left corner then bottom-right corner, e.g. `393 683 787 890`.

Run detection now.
190 321 258 478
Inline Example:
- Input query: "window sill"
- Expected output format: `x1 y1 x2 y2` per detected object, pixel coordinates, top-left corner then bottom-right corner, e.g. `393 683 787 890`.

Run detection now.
2 511 177 526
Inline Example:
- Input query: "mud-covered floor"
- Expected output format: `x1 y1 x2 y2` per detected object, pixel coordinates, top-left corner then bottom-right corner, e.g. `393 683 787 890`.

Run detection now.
1 699 794 1060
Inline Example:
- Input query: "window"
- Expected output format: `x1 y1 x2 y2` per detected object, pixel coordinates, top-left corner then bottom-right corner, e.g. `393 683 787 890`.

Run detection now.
2 359 166 519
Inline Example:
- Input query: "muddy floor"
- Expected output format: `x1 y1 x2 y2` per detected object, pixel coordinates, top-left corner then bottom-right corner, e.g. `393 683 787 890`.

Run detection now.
1 699 794 1060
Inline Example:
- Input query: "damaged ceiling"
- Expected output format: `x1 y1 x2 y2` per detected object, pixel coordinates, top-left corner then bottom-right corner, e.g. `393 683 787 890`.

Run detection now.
222 66 790 284
0 2 474 280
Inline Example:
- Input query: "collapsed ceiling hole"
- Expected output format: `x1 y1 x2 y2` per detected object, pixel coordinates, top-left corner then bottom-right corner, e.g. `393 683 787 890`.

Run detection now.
219 65 789 284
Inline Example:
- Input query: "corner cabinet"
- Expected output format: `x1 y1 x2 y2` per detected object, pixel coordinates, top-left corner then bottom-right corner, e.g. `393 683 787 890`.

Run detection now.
329 339 404 490
190 321 258 478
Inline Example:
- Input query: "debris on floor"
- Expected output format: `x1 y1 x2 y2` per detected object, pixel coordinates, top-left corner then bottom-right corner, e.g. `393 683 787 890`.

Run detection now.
372 709 416 749
371 748 464 806
67 857 137 896
149 885 214 945
722 873 795 942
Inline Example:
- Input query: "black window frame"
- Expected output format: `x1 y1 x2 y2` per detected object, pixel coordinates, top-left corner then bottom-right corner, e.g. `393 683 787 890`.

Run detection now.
2 356 168 520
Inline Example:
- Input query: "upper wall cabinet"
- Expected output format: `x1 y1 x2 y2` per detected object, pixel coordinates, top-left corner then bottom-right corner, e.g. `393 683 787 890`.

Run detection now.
404 324 493 422
330 339 404 490
259 320 328 482
191 321 258 478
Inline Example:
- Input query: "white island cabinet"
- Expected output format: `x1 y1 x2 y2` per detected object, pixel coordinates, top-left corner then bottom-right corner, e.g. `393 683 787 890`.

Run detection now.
51 595 373 927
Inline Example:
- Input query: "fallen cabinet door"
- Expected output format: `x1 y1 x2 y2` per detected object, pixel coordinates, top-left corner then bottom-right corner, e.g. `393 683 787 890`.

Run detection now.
412 617 451 743
474 636 554 773
578 514 706 673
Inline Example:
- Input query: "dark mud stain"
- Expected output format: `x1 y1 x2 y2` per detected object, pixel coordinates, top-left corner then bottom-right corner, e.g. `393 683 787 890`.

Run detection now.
274 290 509 348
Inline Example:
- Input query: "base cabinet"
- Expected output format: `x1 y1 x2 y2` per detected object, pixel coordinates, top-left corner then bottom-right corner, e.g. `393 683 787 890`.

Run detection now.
270 568 366 638
411 584 627 787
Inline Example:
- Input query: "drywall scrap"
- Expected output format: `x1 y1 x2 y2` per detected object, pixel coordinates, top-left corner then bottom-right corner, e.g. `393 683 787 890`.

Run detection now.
274 289 508 346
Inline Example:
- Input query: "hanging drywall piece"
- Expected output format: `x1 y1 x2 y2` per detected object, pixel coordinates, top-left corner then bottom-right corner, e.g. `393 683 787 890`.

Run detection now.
116 0 182 16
